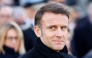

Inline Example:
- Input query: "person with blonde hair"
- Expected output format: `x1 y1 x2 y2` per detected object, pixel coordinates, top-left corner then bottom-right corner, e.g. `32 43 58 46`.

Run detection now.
0 21 25 58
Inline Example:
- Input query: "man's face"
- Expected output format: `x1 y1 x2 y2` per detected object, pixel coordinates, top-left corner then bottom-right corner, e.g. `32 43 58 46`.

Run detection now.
34 12 68 52
0 8 12 25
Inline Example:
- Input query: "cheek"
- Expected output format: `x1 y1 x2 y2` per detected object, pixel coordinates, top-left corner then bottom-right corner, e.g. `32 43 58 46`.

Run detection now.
4 40 11 47
16 42 19 50
17 41 20 46
16 40 20 46
64 31 68 38
41 28 56 43
41 31 52 43
64 32 68 44
46 34 55 45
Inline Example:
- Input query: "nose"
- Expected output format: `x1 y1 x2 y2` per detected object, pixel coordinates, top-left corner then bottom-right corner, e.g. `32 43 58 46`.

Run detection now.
12 39 17 44
56 28 64 38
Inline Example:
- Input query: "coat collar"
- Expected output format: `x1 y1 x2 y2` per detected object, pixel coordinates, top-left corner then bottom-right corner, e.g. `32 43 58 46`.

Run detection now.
3 45 19 55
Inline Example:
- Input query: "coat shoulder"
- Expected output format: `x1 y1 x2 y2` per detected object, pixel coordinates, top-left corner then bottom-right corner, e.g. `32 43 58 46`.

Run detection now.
68 54 77 58
18 48 34 58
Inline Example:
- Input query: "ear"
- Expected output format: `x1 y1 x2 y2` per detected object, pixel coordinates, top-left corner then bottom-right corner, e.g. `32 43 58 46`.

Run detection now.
34 26 41 38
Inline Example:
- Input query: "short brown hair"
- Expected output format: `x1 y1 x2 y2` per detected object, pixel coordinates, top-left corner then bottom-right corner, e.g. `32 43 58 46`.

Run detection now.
35 2 70 27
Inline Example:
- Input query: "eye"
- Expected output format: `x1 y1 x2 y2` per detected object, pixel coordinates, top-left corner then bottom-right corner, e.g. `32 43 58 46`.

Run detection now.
49 26 56 30
50 26 55 30
61 26 67 30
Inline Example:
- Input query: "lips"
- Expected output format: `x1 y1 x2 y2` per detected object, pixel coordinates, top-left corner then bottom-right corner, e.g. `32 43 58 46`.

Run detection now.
53 40 64 43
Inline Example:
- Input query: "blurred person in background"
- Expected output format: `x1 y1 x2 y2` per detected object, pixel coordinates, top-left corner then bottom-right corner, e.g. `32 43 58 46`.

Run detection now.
13 6 37 52
19 0 48 6
0 0 14 6
65 6 78 55
13 6 31 29
0 5 13 26
71 2 92 58
23 3 35 28
68 6 77 38
66 29 72 55
0 21 25 58
23 2 46 30
50 0 66 4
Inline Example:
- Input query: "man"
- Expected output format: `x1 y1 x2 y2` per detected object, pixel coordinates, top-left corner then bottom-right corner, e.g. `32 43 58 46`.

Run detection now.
71 2 92 58
19 2 76 58
0 5 13 26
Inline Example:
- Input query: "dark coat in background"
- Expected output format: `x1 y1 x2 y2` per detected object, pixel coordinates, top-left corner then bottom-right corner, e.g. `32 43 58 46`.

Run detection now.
0 46 20 58
22 27 37 52
19 38 76 58
71 16 92 58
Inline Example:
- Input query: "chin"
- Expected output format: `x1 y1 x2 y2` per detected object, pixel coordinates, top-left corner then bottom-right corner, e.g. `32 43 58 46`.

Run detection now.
56 47 63 50
54 45 65 50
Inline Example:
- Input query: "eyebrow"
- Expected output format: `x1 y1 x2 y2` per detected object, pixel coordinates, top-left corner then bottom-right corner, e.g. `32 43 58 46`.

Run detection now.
49 25 56 27
48 24 68 27
61 25 68 27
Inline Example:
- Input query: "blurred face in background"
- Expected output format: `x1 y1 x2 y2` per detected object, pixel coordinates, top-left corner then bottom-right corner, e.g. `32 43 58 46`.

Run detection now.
13 7 27 25
87 3 92 23
25 7 33 19
4 28 20 52
14 14 25 25
0 0 13 5
0 7 13 26
50 0 66 3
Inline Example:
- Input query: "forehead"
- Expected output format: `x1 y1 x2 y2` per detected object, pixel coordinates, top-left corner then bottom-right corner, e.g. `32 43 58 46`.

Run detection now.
0 7 12 15
5 29 20 39
7 28 16 32
41 12 68 26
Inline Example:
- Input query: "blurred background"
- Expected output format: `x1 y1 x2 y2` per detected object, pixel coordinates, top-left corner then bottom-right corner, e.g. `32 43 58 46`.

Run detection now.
0 0 92 58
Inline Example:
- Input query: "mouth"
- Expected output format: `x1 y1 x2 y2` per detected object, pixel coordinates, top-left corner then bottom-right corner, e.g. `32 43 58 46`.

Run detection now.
53 40 64 43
